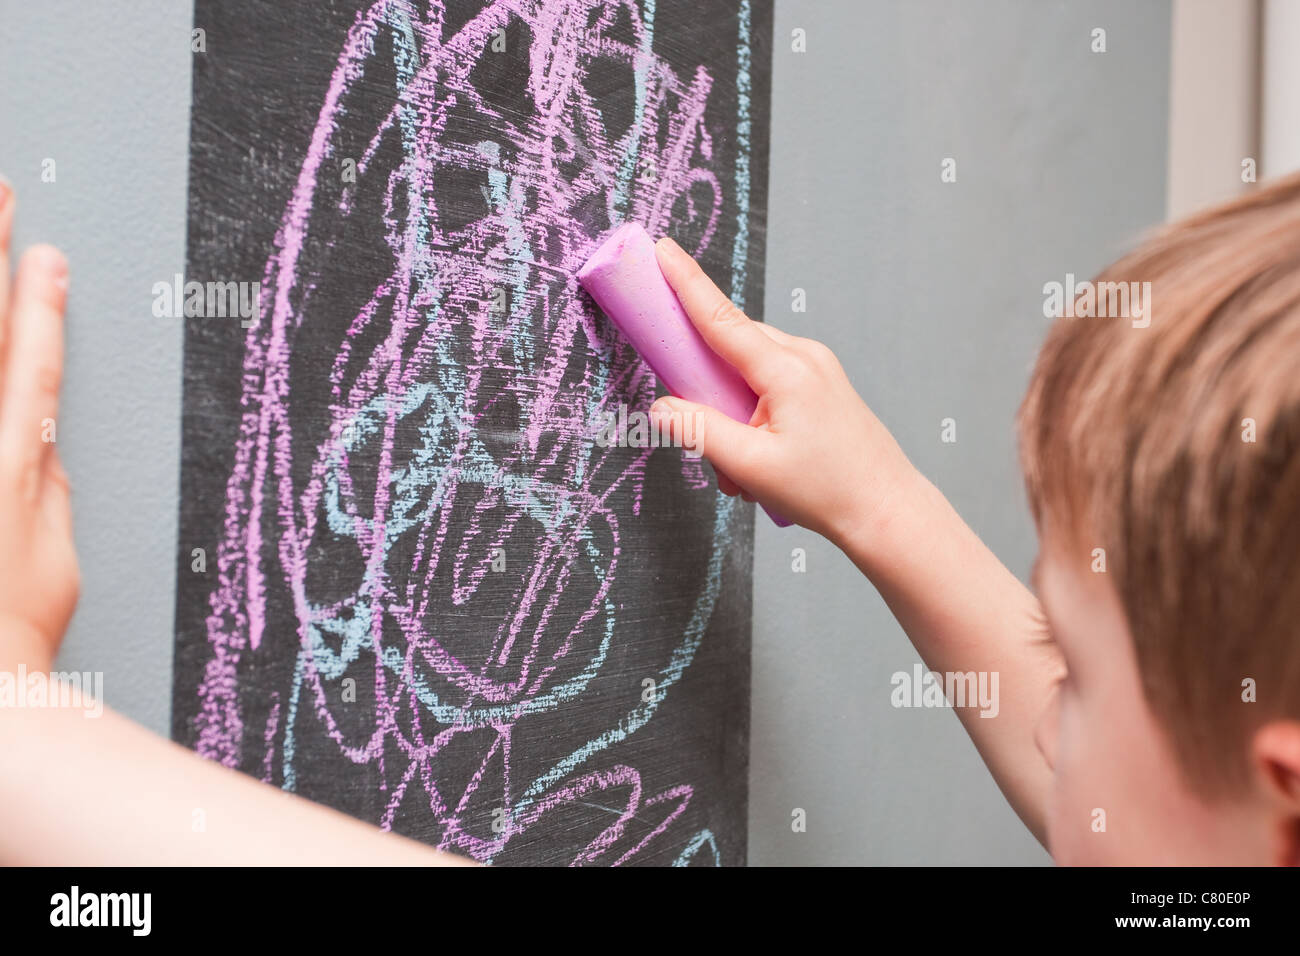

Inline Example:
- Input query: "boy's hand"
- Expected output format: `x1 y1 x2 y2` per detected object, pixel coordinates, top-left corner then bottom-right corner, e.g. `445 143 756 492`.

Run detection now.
0 180 79 672
651 236 915 542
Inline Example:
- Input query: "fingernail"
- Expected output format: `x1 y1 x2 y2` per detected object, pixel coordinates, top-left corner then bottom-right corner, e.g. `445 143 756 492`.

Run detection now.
29 245 70 302
43 247 68 281
655 236 684 259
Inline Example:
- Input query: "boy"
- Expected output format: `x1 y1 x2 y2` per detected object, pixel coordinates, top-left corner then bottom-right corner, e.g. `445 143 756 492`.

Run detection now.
649 171 1300 865
2 169 1299 864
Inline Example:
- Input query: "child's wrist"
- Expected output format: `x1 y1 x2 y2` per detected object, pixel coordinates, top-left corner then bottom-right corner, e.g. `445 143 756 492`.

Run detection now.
828 457 932 571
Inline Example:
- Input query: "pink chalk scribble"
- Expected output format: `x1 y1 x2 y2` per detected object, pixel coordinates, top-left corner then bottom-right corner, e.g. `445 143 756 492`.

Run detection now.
191 0 751 865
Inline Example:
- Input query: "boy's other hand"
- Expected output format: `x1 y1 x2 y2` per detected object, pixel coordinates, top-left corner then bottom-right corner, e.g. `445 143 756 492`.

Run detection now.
652 236 915 543
0 179 79 672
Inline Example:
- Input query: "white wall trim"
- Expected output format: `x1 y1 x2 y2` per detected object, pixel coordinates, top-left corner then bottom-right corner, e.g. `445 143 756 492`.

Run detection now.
1166 0 1260 218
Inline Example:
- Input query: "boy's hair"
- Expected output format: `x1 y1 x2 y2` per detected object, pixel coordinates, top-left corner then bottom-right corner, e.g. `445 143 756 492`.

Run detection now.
1019 172 1300 797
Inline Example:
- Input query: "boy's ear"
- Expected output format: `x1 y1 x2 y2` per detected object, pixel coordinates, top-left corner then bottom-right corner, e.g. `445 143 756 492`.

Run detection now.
1251 721 1300 866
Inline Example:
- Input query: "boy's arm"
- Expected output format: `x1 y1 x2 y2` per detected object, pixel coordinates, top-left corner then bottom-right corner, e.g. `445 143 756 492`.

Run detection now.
651 238 1062 844
835 470 1061 843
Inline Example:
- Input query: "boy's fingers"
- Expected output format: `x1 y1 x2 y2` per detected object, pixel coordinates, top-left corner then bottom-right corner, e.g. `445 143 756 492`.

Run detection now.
0 175 13 252
654 237 789 392
1 245 68 472
0 177 14 389
715 468 742 497
650 395 770 487
44 453 75 541
754 320 796 347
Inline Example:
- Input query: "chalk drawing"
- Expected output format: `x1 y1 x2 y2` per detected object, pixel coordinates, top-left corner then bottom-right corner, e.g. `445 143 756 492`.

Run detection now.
188 0 754 865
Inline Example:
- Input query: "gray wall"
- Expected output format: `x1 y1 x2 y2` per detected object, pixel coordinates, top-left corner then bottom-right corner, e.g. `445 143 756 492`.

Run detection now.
0 0 1170 864
751 0 1170 865
0 1 191 734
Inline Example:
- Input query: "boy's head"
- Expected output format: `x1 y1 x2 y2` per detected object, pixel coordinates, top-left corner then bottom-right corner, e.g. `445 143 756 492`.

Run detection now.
1018 172 1300 864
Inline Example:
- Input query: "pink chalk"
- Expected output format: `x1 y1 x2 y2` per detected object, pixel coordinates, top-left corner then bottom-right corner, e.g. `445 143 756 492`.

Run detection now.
577 222 791 527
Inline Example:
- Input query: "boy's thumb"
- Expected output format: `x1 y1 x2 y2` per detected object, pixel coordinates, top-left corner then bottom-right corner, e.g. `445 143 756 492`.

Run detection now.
649 395 767 483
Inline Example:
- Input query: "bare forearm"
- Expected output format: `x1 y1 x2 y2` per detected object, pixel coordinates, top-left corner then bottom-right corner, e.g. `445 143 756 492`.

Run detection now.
833 468 1061 843
0 693 474 866
0 205 470 867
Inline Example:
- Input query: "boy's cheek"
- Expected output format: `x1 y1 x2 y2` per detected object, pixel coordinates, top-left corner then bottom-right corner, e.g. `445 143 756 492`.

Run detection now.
1048 696 1180 865
1046 759 1100 865
1046 783 1113 865
1045 703 1126 865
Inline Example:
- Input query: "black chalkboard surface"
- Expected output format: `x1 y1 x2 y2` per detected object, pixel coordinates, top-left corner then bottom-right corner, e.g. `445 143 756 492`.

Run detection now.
172 0 772 865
